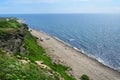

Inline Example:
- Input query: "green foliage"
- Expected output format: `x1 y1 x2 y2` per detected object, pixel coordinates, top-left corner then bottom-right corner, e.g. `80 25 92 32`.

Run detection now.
24 30 75 80
0 18 23 35
0 50 59 80
0 18 22 28
81 74 90 80
0 29 5 35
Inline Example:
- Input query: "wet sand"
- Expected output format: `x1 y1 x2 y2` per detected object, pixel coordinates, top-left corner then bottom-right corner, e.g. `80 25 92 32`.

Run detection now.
30 29 120 80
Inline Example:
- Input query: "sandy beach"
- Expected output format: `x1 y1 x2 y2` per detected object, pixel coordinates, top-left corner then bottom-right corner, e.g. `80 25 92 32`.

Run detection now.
30 29 120 80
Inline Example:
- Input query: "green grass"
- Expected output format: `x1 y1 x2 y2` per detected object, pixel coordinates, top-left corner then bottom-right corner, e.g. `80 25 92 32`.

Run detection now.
0 18 23 35
24 29 75 80
0 50 60 80
0 18 23 28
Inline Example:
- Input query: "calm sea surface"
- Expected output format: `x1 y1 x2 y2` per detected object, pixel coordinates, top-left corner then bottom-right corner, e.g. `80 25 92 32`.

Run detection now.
1 14 120 71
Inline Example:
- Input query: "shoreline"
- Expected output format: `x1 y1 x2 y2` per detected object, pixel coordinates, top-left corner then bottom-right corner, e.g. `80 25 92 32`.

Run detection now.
30 29 120 73
30 29 120 80
51 31 120 73
50 33 119 72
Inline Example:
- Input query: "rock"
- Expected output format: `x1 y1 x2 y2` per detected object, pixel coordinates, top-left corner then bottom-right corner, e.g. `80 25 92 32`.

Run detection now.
19 60 29 64
0 26 28 55
35 61 50 69
16 55 22 59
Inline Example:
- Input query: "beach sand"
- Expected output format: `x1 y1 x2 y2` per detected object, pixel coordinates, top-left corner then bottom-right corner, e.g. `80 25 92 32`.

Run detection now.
30 29 120 80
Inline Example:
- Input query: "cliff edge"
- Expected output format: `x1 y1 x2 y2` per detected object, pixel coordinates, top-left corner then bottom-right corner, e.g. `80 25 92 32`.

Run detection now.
0 18 75 80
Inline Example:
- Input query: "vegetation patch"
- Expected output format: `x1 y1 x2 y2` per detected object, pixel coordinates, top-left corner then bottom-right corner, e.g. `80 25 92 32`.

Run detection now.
0 18 23 28
0 50 60 80
80 74 90 80
0 18 23 35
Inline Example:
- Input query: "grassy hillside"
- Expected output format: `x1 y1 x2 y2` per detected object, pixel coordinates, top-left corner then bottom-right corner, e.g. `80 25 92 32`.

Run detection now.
0 18 23 35
0 18 75 80
0 50 59 80
0 18 22 28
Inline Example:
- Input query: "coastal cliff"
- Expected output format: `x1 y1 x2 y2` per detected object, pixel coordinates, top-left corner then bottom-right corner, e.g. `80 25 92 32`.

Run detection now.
0 25 27 54
0 18 75 80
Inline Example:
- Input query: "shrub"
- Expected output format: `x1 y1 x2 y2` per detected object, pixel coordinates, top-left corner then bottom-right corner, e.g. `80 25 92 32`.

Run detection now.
80 74 89 80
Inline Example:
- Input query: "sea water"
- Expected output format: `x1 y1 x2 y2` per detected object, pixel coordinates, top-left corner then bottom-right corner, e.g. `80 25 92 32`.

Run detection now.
1 14 120 72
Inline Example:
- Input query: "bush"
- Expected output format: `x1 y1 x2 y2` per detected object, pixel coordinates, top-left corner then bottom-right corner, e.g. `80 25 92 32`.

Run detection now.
80 74 89 80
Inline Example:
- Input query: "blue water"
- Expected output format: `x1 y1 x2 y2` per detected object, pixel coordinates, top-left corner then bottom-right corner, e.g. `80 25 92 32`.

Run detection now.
1 14 120 71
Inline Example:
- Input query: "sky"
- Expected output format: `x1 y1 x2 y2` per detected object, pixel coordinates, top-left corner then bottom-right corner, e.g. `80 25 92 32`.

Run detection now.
0 0 120 14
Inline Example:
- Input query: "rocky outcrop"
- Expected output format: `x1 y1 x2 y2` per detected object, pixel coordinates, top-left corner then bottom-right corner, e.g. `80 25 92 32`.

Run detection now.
0 25 28 54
